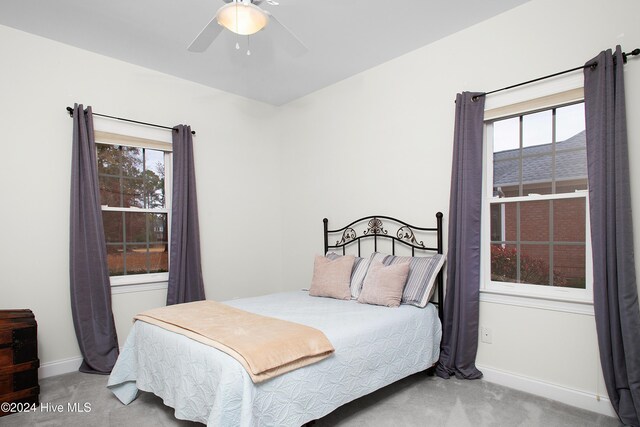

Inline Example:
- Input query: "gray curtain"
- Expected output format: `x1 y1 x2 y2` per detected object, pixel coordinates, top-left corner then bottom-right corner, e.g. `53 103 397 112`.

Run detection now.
436 92 485 380
69 104 119 374
584 46 640 426
166 125 206 305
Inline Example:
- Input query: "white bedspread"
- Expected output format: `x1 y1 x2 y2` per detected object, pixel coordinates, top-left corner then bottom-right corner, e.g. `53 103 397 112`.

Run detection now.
107 291 441 426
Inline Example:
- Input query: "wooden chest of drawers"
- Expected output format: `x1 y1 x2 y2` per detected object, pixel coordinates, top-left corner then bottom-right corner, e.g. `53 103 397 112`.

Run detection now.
0 309 39 417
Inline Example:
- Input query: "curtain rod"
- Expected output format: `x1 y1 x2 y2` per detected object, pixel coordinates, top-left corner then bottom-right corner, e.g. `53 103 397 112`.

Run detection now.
472 47 640 101
65 106 196 135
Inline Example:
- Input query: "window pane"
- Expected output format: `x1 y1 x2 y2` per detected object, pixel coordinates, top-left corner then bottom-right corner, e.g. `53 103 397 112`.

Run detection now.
125 244 149 275
106 244 125 276
149 244 169 273
523 110 552 147
125 212 148 243
490 243 518 283
519 200 549 242
521 154 552 195
97 145 121 175
99 176 121 207
144 149 165 209
122 244 169 275
148 213 168 243
503 202 517 241
491 243 555 286
493 117 520 197
553 198 585 242
555 178 587 193
556 103 585 142
554 245 586 288
103 211 123 243
556 103 587 194
493 117 519 153
490 203 504 242
125 216 169 274
121 177 144 208
520 244 550 286
97 145 144 178
555 147 587 193
121 147 144 178
493 157 520 197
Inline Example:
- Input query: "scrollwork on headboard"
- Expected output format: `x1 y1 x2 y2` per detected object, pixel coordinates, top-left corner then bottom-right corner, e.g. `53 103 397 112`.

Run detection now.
396 226 425 248
363 218 388 236
335 228 357 246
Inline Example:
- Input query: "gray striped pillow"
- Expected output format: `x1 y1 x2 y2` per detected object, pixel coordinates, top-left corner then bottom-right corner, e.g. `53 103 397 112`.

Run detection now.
369 252 446 307
325 252 371 299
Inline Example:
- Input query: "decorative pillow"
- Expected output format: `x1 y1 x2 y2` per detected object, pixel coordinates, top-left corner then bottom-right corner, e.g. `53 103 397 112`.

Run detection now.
309 255 355 300
369 252 446 307
325 252 371 299
357 260 410 308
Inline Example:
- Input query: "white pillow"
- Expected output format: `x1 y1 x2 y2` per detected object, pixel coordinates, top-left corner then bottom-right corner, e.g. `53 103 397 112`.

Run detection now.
369 252 446 307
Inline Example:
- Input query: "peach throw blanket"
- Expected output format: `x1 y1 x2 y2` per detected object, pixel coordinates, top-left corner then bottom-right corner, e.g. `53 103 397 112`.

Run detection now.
134 300 334 383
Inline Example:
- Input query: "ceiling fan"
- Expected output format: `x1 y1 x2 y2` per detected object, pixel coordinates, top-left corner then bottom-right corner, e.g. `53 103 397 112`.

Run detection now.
188 0 307 56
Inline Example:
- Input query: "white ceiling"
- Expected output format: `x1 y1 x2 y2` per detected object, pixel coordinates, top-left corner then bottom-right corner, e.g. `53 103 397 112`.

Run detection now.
0 0 529 106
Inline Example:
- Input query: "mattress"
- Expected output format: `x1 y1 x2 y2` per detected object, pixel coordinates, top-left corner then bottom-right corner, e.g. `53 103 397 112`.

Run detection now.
107 291 442 426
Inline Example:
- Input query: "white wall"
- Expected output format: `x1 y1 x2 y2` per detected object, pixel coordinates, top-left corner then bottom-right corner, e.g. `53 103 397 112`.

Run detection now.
0 25 284 369
1 0 639 416
278 0 640 416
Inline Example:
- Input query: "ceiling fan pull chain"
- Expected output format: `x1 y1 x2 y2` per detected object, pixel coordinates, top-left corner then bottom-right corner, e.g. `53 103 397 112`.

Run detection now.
235 1 240 50
247 35 251 55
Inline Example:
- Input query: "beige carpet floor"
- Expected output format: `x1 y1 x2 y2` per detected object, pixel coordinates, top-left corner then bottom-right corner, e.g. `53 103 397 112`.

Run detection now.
0 371 620 427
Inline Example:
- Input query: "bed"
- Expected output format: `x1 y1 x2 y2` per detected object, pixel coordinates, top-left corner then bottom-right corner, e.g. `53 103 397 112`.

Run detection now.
108 213 445 426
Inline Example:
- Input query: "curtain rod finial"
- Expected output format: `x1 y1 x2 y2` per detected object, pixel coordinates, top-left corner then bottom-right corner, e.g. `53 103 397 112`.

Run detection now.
622 48 640 64
66 106 74 116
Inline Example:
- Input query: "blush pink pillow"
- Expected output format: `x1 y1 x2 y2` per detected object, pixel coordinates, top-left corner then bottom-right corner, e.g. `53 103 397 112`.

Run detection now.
357 260 410 307
309 255 355 300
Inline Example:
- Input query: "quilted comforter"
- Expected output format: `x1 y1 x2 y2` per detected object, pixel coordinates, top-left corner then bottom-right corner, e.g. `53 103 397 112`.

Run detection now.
107 291 441 426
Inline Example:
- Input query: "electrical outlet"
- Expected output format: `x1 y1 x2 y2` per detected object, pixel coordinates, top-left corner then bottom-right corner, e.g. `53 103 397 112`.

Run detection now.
481 327 493 344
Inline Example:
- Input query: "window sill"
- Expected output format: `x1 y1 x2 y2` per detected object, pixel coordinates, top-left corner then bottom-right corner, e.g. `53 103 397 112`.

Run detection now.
479 288 594 316
111 281 168 295
110 273 169 295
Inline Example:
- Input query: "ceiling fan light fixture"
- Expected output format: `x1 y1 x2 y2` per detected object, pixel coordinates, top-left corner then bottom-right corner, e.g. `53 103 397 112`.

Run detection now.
217 3 268 36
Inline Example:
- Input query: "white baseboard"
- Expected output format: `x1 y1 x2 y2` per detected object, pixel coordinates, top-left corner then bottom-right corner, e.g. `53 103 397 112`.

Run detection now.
39 355 83 379
39 346 127 379
477 364 617 418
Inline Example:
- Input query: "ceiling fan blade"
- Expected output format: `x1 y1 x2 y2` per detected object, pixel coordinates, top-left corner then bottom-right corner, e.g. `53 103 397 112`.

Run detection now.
242 0 278 5
188 16 224 52
266 12 307 57
223 0 278 5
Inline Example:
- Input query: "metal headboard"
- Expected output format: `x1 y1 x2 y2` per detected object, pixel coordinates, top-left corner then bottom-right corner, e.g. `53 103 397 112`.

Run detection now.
323 213 444 320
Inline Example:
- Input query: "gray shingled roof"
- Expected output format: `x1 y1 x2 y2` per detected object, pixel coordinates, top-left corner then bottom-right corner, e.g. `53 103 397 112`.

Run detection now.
493 130 586 187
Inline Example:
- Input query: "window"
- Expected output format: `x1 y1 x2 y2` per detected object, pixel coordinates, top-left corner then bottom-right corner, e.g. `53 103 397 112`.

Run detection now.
95 131 172 285
482 96 592 304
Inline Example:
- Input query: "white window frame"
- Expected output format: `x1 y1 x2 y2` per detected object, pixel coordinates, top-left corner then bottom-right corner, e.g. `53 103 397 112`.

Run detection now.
480 85 594 314
93 126 173 290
